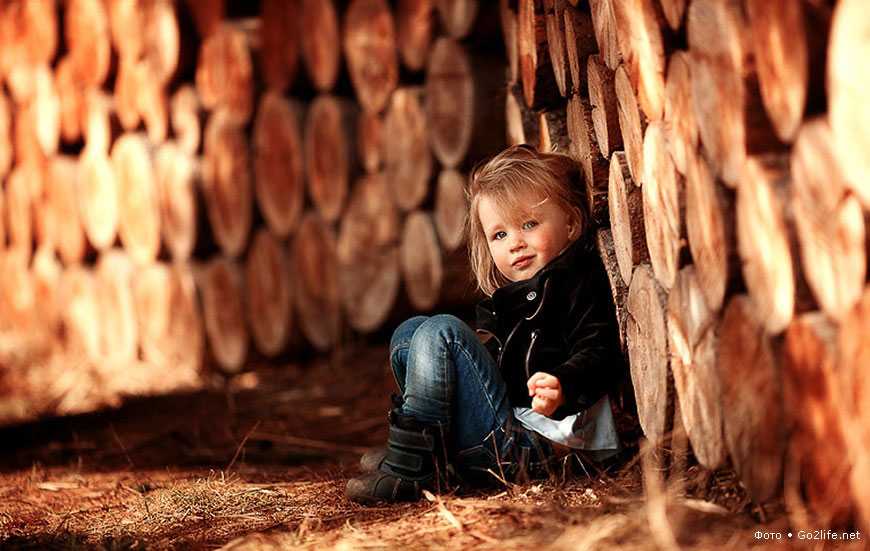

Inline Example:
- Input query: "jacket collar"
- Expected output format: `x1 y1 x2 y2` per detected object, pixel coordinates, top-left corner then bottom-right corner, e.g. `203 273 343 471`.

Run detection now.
479 237 591 320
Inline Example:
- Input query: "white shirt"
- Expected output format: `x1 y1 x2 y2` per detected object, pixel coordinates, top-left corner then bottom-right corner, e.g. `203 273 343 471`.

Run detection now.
513 394 620 462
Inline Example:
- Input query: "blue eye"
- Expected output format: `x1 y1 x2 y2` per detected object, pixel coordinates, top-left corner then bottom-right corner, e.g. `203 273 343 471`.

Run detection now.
522 220 538 230
493 231 507 240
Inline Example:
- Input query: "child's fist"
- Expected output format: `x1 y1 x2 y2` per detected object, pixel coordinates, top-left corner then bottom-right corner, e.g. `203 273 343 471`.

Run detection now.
526 372 565 417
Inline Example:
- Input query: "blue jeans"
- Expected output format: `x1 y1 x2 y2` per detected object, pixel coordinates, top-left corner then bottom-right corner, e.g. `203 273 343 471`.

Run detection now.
389 315 562 485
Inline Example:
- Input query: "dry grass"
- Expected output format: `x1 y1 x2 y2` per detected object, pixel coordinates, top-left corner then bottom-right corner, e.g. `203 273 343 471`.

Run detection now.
1 341 866 550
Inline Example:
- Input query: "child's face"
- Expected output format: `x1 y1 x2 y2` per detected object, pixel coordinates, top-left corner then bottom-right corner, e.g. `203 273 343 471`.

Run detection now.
478 195 577 283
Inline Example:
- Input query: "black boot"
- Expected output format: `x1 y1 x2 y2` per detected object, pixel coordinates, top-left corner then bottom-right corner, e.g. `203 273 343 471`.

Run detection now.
357 394 403 473
346 409 450 504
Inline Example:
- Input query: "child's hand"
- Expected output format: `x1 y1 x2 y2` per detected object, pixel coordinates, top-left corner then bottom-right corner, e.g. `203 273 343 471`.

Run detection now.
526 372 565 417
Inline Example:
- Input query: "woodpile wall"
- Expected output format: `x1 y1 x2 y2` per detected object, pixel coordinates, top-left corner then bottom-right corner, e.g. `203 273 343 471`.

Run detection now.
500 0 869 532
0 0 505 419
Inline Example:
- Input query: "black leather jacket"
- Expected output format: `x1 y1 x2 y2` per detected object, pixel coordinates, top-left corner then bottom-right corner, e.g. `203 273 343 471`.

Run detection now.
475 237 625 416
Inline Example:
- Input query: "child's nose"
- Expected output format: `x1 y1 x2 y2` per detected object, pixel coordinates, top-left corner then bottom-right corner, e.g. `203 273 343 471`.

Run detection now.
509 235 525 251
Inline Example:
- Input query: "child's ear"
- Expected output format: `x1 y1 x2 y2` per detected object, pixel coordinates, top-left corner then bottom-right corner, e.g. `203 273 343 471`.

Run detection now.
566 216 579 240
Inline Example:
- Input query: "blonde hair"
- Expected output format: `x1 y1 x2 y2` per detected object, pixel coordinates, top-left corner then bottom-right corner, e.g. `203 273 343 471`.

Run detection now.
466 144 589 296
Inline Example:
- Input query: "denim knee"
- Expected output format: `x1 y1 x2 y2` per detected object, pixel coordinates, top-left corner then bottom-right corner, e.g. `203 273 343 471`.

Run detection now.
390 316 429 358
412 314 471 350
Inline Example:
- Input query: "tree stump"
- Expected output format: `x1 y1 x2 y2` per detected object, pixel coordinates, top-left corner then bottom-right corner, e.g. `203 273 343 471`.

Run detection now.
384 88 432 212
245 228 292 358
718 294 785 503
253 91 305 239
290 213 341 352
337 173 401 333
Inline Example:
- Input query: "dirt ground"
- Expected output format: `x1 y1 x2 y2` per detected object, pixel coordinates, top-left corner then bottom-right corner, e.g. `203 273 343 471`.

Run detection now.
0 337 862 551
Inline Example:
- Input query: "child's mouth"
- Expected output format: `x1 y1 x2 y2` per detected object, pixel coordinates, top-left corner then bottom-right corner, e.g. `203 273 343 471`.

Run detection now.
512 256 533 269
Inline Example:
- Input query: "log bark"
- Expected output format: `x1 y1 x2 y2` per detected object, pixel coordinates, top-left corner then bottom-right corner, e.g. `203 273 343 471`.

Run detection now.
0 249 38 335
135 60 169 144
111 133 162 266
54 57 84 144
304 95 351 223
659 0 686 31
82 89 113 156
642 120 683 291
836 286 870 533
31 245 62 337
746 0 830 143
563 6 597 97
538 107 570 155
436 0 479 39
290 212 342 352
424 37 474 168
0 90 11 179
718 294 785 503
827 0 870 209
298 0 341 92
566 95 608 227
0 180 4 251
202 110 253 258
199 255 248 373
113 58 140 132
587 54 621 159
11 65 60 166
595 228 628 357
245 228 292 357
434 169 468 252
545 0 570 98
614 64 646 185
687 0 782 188
667 265 725 469
505 85 539 147
790 118 866 322
684 151 734 314
258 0 299 92
587 0 621 70
181 0 223 38
141 0 179 86
396 0 433 72
195 23 255 125
343 0 399 114
253 91 305 239
169 84 202 155
518 0 559 109
107 0 142 63
59 264 101 361
154 142 198 261
384 88 432 212
663 51 697 176
95 249 139 366
65 0 111 88
400 211 443 312
499 0 519 86
4 166 35 262
357 110 383 173
626 263 671 446
46 156 86 265
337 173 401 333
0 0 57 73
611 0 667 121
134 261 204 371
77 149 118 252
608 151 647 286
736 154 797 335
782 313 853 527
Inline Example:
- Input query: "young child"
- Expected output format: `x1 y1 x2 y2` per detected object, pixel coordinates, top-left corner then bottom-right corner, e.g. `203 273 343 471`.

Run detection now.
346 144 624 504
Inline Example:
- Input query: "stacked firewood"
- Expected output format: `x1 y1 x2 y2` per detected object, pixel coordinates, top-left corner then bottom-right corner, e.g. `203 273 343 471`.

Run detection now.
501 0 870 531
0 0 506 415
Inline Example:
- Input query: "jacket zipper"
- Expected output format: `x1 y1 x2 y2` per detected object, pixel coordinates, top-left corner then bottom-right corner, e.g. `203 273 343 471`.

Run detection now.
498 321 523 365
524 329 540 379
